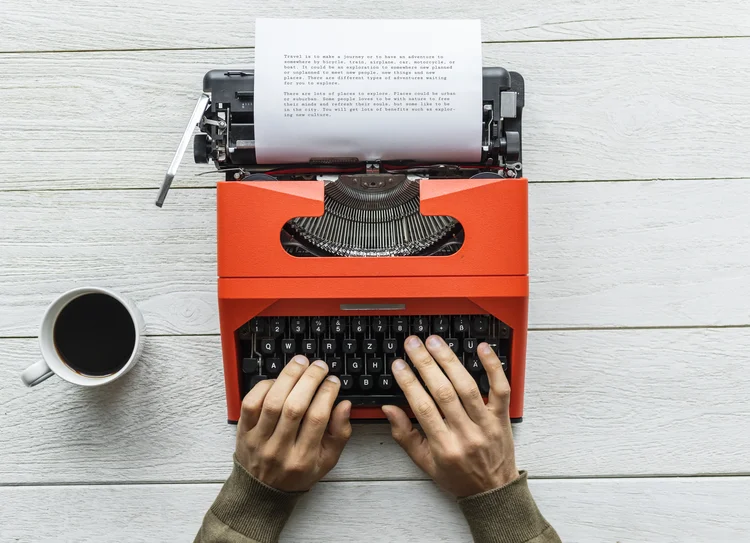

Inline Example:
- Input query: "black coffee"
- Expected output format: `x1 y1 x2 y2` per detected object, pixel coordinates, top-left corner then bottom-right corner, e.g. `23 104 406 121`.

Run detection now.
53 293 136 376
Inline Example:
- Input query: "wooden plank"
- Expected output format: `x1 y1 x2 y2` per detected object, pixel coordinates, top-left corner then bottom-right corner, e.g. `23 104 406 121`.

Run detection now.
2 477 749 542
2 328 749 484
2 0 750 53
2 39 750 190
2 179 748 337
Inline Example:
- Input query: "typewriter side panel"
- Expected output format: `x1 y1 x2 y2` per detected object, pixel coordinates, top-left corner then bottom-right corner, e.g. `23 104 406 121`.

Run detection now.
216 178 528 279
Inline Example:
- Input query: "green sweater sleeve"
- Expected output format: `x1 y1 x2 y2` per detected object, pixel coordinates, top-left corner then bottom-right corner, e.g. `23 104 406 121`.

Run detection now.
458 471 561 543
196 463 559 543
194 457 304 543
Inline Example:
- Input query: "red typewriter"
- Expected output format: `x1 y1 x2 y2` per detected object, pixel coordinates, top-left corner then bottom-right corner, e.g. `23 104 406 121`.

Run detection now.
157 67 527 423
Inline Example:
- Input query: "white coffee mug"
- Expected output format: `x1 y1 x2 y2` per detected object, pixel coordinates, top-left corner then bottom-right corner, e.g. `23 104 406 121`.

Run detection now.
21 287 145 387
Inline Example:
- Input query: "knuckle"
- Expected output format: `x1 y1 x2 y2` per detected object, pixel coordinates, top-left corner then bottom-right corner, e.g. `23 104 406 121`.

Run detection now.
283 402 306 421
340 424 353 441
413 353 435 368
258 448 279 464
241 396 260 416
465 436 486 453
434 383 458 403
285 460 309 475
432 345 455 362
464 384 483 401
494 382 511 399
305 410 329 428
440 448 463 465
414 400 436 418
399 372 419 388
262 399 283 418
489 360 505 373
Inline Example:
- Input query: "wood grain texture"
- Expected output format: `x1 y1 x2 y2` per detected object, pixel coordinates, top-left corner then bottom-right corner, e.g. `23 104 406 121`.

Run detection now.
2 179 748 337
2 328 749 484
2 39 750 190
2 477 750 542
2 0 750 53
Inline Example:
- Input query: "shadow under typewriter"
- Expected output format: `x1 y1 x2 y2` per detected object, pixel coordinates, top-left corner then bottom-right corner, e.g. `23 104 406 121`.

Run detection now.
282 174 463 258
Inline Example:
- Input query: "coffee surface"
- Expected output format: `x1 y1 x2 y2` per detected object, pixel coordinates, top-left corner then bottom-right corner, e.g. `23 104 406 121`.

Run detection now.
53 293 136 376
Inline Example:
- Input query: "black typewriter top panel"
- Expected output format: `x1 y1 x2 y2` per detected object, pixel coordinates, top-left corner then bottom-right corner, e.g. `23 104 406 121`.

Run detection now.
196 67 524 175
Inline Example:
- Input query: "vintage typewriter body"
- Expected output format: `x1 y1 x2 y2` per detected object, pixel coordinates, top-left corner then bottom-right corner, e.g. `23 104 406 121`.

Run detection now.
158 67 527 423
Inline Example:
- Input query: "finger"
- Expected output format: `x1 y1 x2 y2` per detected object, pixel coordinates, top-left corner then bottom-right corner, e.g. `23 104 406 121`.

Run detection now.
238 378 275 433
391 358 448 440
320 400 353 469
425 335 487 424
256 355 310 438
405 336 471 426
382 405 435 476
477 343 512 417
274 359 330 441
297 374 341 451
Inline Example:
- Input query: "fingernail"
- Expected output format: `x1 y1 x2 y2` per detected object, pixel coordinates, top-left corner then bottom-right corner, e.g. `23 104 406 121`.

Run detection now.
326 375 340 384
313 359 328 369
392 359 407 371
381 406 393 422
293 355 308 365
406 336 421 348
479 343 492 355
344 401 352 417
426 335 441 348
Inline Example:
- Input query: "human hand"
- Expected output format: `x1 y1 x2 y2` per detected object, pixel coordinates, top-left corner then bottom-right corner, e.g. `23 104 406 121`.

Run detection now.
236 356 352 492
382 336 519 498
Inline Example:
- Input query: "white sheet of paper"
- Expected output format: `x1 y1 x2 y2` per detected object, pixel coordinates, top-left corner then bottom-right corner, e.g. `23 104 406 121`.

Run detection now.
253 19 482 164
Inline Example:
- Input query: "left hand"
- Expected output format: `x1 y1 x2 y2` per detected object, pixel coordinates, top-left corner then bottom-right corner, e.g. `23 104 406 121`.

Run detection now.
236 356 353 492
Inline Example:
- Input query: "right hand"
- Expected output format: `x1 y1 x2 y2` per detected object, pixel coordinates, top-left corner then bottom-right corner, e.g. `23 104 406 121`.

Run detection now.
382 336 520 498
236 355 352 492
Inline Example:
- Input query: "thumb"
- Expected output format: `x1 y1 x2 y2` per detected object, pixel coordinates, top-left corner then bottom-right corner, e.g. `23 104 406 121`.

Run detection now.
382 405 434 476
321 400 353 465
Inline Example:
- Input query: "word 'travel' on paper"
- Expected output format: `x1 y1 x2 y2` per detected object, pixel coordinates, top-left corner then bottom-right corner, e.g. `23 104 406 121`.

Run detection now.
254 19 482 164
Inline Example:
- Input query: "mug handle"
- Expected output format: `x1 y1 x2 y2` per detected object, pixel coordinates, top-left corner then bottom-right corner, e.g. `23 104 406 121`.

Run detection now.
21 360 54 387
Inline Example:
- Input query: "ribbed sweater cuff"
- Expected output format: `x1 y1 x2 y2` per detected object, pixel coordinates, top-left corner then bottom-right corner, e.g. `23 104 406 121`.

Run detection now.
209 456 305 543
458 471 551 543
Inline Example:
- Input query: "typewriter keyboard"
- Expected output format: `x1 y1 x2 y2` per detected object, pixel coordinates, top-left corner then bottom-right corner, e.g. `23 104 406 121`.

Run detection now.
238 315 511 406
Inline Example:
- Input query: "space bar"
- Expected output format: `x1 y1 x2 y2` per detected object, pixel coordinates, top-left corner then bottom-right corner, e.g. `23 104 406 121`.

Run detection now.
335 395 407 406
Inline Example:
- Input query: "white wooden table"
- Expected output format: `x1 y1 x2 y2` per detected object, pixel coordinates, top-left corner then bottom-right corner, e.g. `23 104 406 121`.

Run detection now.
2 3 750 541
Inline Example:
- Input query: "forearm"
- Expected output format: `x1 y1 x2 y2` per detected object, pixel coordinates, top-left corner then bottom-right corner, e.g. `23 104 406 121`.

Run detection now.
194 456 304 543
458 472 561 543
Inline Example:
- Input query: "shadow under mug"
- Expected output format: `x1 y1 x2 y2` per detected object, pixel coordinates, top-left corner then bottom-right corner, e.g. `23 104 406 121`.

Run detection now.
21 287 145 387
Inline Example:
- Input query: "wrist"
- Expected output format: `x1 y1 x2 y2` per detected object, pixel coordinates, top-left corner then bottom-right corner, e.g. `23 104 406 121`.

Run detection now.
485 467 521 495
209 455 306 542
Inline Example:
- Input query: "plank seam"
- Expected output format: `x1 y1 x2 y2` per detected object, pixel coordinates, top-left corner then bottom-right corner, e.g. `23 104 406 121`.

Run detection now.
1 34 749 56
0 176 747 195
3 473 750 488
2 324 749 341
